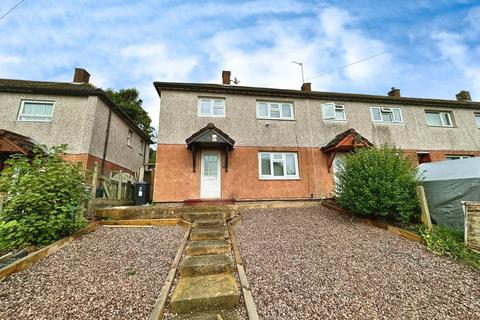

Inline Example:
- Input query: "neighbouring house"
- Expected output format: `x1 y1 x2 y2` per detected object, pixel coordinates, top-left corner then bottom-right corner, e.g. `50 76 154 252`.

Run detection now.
153 71 480 203
0 68 152 177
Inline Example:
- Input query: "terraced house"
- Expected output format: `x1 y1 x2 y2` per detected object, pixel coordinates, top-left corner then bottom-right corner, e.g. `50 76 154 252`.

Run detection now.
153 71 480 203
0 68 151 176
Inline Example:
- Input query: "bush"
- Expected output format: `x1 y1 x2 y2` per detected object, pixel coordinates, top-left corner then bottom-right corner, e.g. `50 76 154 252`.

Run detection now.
420 225 480 270
0 145 89 251
336 145 420 224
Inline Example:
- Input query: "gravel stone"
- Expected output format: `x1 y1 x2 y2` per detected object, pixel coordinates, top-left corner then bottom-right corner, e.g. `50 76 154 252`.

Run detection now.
0 226 184 320
236 207 480 319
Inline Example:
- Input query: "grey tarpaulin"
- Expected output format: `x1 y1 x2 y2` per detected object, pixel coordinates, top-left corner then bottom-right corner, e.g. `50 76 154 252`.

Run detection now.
417 157 480 230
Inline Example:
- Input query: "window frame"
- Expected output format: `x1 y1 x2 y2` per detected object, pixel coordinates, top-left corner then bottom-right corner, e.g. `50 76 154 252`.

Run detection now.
127 129 133 147
258 152 299 180
475 113 480 128
256 101 295 120
425 110 454 127
17 100 55 122
445 155 473 160
197 98 225 118
370 106 403 124
322 103 346 121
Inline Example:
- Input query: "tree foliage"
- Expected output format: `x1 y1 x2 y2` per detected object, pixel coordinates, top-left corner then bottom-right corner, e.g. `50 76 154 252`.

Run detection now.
0 146 89 251
105 88 155 139
335 146 420 224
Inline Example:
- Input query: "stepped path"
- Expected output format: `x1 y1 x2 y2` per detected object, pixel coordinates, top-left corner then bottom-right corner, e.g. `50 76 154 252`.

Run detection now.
169 212 240 319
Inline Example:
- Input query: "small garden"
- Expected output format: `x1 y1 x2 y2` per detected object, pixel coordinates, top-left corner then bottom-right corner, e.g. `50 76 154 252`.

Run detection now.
0 145 89 258
334 145 480 271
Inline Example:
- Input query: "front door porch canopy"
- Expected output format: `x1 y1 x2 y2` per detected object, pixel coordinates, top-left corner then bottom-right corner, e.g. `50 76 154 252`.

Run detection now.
185 123 235 172
0 129 38 156
321 128 373 171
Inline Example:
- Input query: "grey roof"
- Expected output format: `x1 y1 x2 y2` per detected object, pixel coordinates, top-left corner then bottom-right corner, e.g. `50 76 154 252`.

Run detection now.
153 82 480 109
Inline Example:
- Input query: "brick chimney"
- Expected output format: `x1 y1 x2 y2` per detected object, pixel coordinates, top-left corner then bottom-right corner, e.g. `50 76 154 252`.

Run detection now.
456 90 471 101
301 82 311 92
388 87 400 97
222 70 231 85
73 68 90 83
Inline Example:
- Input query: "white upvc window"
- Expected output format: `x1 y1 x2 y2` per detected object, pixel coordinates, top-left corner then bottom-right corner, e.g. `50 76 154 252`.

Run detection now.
322 103 346 121
256 101 294 120
475 113 480 128
198 98 225 117
371 107 403 123
445 155 472 160
127 130 133 147
258 152 299 180
425 111 453 127
18 100 54 122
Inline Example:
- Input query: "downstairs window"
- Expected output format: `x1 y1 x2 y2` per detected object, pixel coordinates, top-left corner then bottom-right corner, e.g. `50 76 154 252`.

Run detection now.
258 152 299 179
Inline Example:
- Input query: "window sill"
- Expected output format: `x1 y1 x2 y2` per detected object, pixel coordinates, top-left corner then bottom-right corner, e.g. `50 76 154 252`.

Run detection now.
259 177 301 181
322 119 347 122
372 121 405 125
198 114 225 118
256 117 295 121
17 119 52 123
426 125 457 128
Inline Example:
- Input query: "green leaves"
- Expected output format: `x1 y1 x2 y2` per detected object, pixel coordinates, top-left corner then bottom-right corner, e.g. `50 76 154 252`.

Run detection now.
336 145 420 224
0 145 89 251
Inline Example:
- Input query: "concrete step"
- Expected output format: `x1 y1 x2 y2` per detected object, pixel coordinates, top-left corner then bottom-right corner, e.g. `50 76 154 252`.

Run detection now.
186 240 231 256
170 274 239 314
170 310 239 320
184 211 224 222
180 254 233 277
190 226 228 241
192 218 226 228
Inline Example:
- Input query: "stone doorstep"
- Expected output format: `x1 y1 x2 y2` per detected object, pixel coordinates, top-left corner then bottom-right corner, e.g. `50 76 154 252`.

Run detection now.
170 273 239 314
190 226 229 241
170 310 239 320
184 212 225 222
180 254 233 277
193 218 226 228
186 240 231 256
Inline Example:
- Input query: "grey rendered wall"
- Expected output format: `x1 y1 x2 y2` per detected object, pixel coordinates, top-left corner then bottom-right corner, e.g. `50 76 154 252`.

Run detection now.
0 92 96 153
158 90 480 150
90 99 148 173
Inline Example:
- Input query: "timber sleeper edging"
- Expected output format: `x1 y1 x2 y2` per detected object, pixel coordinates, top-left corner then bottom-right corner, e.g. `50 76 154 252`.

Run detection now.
322 202 424 244
0 223 98 281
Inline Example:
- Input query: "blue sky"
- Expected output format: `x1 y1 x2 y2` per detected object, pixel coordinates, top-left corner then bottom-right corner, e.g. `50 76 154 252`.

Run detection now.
1 0 480 129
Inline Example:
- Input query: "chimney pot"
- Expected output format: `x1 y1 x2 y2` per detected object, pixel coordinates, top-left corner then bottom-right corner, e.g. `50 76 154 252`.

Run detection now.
456 90 471 101
301 82 311 92
73 68 90 83
222 70 231 85
388 87 400 97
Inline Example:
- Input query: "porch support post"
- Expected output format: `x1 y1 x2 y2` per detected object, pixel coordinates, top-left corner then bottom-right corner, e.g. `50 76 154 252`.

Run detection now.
192 145 196 172
224 147 229 172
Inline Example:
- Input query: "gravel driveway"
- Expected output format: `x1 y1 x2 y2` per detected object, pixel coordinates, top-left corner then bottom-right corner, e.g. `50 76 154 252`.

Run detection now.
0 226 184 320
236 206 480 319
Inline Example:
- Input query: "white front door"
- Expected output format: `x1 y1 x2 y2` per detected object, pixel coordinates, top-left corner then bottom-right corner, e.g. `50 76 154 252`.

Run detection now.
200 151 221 199
332 152 346 193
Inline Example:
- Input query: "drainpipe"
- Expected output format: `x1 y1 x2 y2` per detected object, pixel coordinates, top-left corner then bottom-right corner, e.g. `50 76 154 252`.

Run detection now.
101 107 113 176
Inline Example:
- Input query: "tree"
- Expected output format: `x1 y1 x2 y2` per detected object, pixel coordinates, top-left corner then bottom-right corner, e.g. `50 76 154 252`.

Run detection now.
105 88 155 139
335 145 420 224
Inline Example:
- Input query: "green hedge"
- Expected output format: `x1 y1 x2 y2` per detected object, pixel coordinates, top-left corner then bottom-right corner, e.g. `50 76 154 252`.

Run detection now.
336 145 420 224
0 146 89 251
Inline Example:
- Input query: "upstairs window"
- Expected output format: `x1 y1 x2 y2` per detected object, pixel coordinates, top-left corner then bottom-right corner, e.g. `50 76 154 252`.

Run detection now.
322 103 346 121
18 100 54 122
256 102 294 120
258 152 299 179
198 98 225 117
425 111 453 127
127 130 133 147
371 107 403 123
445 155 472 160
475 113 480 128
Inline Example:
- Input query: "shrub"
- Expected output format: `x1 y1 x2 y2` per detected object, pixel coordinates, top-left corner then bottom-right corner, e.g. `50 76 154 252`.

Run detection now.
420 226 480 270
335 145 420 224
0 145 89 251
